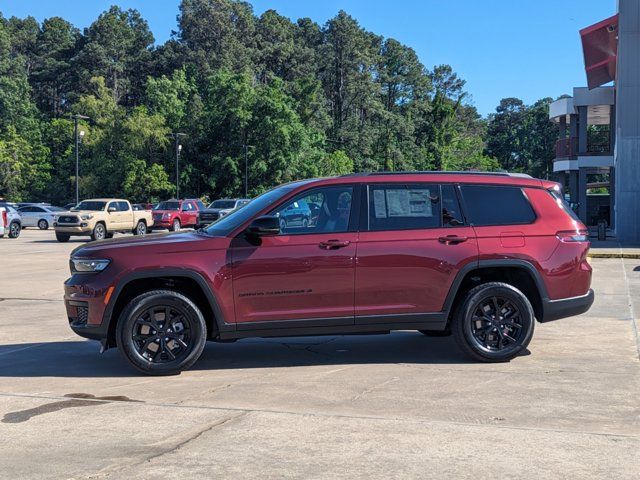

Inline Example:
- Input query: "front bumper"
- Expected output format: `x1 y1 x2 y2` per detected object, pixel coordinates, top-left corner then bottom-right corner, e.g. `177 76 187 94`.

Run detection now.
55 225 93 235
64 279 110 340
540 289 595 322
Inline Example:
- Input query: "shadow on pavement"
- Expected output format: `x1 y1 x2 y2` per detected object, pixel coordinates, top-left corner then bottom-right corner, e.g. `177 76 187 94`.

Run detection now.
0 332 482 377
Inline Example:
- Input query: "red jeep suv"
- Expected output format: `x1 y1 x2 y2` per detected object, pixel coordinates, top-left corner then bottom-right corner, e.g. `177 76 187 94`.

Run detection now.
151 198 206 231
64 172 594 375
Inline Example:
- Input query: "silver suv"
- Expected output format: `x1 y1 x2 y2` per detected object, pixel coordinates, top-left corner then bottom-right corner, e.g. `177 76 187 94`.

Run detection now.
0 204 22 238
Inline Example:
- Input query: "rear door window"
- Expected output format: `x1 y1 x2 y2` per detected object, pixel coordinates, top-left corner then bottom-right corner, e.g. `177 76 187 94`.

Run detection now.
460 185 536 226
368 184 441 231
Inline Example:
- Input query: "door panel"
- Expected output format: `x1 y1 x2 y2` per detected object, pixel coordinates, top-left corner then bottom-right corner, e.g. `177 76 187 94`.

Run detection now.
231 184 357 325
355 227 477 318
231 233 357 323
355 183 478 321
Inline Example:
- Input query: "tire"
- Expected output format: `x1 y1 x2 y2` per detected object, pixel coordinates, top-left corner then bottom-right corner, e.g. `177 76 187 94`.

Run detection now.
116 290 207 375
105 232 114 239
90 223 107 241
171 218 181 232
279 218 286 232
38 219 49 230
134 221 147 235
56 232 70 242
418 329 451 337
8 222 21 238
451 282 535 363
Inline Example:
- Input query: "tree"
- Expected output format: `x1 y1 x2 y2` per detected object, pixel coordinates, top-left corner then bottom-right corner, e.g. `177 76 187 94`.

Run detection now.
73 6 154 104
485 97 527 171
123 159 174 202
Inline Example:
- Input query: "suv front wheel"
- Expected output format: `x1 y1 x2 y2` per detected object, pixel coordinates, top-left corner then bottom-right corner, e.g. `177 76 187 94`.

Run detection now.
116 290 207 375
452 282 534 362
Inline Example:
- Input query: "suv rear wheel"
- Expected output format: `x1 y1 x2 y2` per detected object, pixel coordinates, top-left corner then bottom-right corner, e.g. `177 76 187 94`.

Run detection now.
452 282 534 362
8 222 21 238
116 290 207 375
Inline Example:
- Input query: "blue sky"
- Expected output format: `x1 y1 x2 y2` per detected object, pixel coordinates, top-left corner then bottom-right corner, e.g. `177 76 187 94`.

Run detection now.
0 0 615 116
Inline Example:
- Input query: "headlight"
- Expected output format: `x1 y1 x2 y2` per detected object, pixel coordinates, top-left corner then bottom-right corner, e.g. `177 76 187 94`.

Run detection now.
162 213 171 219
219 211 227 217
81 214 93 220
71 258 111 273
53 215 59 221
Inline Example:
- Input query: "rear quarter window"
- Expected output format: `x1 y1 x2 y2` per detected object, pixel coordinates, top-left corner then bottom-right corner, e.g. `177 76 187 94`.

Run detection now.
460 185 536 226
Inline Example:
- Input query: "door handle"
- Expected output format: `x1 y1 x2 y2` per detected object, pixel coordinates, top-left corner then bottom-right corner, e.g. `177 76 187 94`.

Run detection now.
319 239 351 250
438 235 468 245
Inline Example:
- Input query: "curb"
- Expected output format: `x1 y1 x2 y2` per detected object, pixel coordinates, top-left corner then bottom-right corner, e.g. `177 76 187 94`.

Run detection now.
588 252 640 259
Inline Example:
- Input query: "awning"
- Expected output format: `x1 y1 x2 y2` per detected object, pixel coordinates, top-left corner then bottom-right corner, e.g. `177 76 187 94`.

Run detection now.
580 14 618 89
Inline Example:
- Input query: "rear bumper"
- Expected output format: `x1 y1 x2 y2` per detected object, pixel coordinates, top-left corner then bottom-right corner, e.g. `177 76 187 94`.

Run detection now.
540 289 594 322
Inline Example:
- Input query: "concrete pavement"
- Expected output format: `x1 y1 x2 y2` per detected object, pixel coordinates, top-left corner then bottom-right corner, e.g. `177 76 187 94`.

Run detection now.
0 229 638 479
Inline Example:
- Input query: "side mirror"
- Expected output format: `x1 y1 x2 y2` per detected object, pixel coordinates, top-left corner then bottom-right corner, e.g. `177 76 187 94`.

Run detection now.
107 206 117 213
246 216 280 237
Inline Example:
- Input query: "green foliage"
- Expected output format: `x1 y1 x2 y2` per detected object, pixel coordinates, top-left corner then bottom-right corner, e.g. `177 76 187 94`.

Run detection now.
0 1 556 204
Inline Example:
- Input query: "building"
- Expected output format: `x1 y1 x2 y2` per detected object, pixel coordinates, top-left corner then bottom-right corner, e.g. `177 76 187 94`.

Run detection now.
549 0 640 240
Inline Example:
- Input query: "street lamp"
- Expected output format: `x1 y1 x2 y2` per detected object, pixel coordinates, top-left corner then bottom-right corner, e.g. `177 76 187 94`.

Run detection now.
71 114 90 205
168 133 186 198
242 144 254 197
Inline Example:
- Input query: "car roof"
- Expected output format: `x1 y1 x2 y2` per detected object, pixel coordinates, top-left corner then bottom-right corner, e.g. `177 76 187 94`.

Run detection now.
292 171 545 189
80 198 127 202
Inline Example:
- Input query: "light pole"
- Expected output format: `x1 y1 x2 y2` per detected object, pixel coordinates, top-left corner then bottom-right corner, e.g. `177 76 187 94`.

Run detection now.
169 133 186 198
72 114 89 205
242 144 254 197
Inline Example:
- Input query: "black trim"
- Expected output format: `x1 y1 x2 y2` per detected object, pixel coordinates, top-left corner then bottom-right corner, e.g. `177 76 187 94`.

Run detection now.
541 289 594 322
236 316 353 331
70 321 109 341
355 312 446 327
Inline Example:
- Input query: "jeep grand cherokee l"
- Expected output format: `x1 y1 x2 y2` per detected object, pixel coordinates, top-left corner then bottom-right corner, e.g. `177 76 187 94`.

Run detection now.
64 172 594 375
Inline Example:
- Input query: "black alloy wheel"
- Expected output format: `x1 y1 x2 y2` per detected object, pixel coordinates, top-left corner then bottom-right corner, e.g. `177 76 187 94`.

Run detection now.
116 290 207 375
452 282 534 362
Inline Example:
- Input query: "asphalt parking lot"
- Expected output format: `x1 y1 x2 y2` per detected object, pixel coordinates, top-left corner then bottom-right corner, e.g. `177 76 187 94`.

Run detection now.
0 229 638 479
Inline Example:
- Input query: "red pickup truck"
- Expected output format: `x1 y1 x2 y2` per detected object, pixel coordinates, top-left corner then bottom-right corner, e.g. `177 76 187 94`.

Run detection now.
150 199 206 231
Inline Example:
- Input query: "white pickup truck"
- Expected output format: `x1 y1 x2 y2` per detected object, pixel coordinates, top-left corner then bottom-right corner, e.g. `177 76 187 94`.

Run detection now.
53 198 154 242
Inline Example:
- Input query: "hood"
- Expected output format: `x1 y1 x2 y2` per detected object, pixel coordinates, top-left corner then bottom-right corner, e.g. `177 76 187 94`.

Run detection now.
71 231 227 257
200 207 231 214
152 209 179 215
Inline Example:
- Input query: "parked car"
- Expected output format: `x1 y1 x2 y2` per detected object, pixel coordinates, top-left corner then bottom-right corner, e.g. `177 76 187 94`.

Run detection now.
54 199 153 242
2 205 22 238
151 199 205 232
274 198 311 230
197 198 250 227
63 172 594 375
18 204 66 230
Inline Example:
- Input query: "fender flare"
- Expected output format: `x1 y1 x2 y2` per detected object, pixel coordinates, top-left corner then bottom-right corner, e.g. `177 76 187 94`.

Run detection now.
102 268 231 336
442 259 549 315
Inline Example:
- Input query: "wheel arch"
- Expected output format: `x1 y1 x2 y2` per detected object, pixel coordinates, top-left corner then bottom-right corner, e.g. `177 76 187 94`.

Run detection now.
103 269 228 347
444 260 548 323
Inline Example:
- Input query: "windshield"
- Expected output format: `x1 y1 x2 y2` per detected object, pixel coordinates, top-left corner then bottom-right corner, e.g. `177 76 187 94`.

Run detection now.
204 185 297 236
48 206 65 212
155 201 180 211
74 201 106 211
210 200 237 209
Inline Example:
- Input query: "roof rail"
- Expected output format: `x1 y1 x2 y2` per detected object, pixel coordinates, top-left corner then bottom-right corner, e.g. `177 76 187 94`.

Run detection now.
341 171 532 178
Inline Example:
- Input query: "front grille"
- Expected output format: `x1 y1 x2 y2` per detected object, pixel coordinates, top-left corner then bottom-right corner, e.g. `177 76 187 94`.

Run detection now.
58 216 79 224
199 212 219 223
153 213 163 221
76 306 89 325
68 301 89 327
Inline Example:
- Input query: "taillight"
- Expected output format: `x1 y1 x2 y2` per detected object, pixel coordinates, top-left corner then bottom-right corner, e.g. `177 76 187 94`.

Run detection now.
556 230 589 242
2 210 6 226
